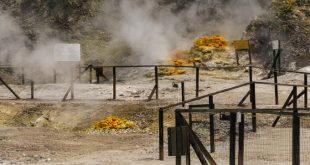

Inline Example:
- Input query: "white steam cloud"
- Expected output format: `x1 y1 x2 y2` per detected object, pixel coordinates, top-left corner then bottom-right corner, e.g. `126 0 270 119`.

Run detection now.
102 0 268 64
0 12 75 82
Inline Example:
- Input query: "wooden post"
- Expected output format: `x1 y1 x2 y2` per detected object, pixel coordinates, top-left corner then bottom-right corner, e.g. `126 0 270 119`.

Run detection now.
21 67 25 85
175 111 181 165
195 67 199 97
278 50 281 73
272 50 276 71
89 65 93 84
186 110 191 165
278 41 281 72
155 66 159 100
305 73 308 109
209 95 215 153
292 86 300 165
248 40 252 65
31 81 34 99
53 69 57 84
113 67 116 100
78 63 81 82
189 108 192 129
230 112 237 165
70 69 74 100
182 82 185 107
238 114 244 165
159 108 164 160
0 76 20 99
236 52 240 66
274 70 279 105
250 83 257 132
249 66 253 83
96 68 100 84
186 106 193 165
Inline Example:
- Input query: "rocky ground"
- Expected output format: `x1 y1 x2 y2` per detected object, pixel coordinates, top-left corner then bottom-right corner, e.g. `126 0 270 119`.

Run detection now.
0 67 310 164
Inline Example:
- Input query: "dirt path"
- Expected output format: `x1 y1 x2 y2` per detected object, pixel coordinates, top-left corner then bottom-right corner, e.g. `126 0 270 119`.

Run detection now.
0 127 177 165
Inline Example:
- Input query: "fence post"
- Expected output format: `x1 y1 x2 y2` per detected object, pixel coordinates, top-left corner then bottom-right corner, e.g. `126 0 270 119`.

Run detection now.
186 111 191 165
230 112 237 165
304 73 308 109
21 67 25 85
78 64 81 82
236 52 240 66
249 66 253 83
155 66 159 100
31 81 34 99
292 86 300 165
196 67 199 97
248 40 252 65
159 108 164 160
182 82 185 107
250 82 257 132
274 70 279 105
209 95 215 153
70 69 74 100
89 65 93 84
113 67 116 99
53 69 57 84
175 111 182 165
238 113 244 165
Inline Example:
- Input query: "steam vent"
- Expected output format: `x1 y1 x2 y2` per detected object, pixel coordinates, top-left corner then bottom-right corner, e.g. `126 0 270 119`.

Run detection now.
0 0 310 164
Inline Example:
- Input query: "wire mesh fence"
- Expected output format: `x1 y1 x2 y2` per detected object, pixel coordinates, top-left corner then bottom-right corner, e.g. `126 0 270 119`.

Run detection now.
243 114 293 165
172 109 310 165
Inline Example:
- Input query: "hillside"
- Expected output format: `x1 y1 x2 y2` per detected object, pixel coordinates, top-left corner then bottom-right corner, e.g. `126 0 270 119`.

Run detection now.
0 0 108 64
247 0 310 69
1 0 309 69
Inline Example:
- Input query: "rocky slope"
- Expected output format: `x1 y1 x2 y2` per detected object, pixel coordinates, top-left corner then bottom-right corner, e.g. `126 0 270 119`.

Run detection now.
247 0 310 69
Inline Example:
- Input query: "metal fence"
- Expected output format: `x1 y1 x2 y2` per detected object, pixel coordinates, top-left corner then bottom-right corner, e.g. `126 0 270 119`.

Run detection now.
158 66 310 165
171 106 310 165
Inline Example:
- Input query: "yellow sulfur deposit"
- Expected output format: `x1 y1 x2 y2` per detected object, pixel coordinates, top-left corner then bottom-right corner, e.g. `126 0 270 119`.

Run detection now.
93 116 135 130
159 35 230 76
194 35 228 49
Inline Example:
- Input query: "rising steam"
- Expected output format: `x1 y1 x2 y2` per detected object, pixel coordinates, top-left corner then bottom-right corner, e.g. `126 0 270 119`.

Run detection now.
0 12 73 82
101 0 268 64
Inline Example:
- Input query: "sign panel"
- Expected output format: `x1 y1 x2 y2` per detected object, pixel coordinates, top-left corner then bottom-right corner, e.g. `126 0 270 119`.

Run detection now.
54 44 80 61
271 40 280 50
233 40 249 50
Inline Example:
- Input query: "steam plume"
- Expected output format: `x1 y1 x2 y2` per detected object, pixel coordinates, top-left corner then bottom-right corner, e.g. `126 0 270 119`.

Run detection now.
101 0 268 64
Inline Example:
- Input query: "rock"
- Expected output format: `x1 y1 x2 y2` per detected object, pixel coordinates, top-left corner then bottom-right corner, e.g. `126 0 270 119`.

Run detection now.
289 62 297 70
298 66 310 72
34 116 50 127
205 61 217 70
228 52 236 59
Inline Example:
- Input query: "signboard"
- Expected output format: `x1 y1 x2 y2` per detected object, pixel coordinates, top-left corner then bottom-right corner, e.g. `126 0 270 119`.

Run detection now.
168 127 189 156
233 40 249 50
271 40 280 50
54 44 80 62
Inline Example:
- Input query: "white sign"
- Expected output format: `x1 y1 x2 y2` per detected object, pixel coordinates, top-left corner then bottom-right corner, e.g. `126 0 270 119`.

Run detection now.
271 40 279 50
54 44 80 61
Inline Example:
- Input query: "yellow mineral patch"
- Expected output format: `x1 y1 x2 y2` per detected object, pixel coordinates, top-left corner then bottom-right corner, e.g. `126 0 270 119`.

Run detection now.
93 116 135 130
194 35 228 49
159 35 231 76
